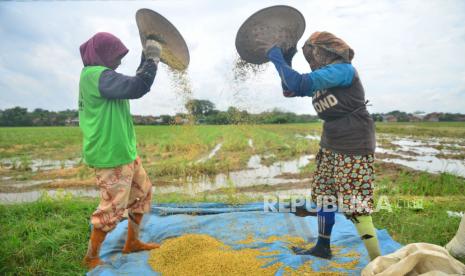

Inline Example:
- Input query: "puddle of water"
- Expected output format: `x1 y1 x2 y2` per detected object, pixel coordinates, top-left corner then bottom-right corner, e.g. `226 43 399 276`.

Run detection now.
248 139 254 149
378 134 465 148
381 156 465 177
392 139 437 147
0 185 314 204
390 139 440 155
1 179 54 188
156 154 314 195
167 188 313 202
305 135 320 141
241 188 312 198
1 154 315 204
295 134 321 141
247 154 261 168
1 158 81 172
196 143 223 163
442 149 465 155
0 188 99 204
197 188 312 200
447 211 464 218
377 135 465 177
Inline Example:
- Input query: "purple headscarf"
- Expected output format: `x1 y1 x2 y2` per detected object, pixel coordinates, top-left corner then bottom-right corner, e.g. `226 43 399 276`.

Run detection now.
79 32 129 68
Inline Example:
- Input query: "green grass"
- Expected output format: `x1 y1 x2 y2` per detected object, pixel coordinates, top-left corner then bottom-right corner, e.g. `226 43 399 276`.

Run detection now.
0 198 94 275
375 163 465 197
2 122 464 160
375 121 465 138
373 196 463 246
0 127 82 160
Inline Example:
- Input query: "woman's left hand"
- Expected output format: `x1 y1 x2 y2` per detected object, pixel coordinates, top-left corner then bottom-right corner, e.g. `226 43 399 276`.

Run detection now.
282 47 297 66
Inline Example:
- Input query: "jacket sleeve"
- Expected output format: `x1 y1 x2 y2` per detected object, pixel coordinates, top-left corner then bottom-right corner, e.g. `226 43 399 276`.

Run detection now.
309 63 355 91
98 59 157 100
267 47 355 97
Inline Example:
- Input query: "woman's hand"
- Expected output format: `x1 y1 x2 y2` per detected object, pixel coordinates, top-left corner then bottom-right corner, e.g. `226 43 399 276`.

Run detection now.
282 47 297 66
255 37 293 57
144 40 163 64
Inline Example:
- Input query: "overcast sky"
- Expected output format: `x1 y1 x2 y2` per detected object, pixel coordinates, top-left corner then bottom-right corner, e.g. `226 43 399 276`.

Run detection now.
1 0 464 115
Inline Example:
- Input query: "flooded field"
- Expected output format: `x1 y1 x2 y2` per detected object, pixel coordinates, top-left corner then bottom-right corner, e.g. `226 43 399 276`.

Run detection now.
1 123 464 204
0 158 81 172
377 135 465 177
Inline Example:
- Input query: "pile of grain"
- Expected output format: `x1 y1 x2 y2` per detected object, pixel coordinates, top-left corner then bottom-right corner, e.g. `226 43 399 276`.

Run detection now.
237 234 308 247
283 260 347 276
148 233 361 275
148 234 281 276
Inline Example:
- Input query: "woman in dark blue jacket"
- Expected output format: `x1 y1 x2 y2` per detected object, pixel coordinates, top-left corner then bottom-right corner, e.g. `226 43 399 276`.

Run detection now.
266 31 380 261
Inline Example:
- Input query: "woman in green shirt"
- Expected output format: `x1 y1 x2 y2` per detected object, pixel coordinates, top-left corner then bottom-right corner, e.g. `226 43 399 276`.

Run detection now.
79 32 162 270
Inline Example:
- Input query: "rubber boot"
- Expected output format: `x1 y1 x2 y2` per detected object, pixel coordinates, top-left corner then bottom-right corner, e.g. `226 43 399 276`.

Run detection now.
122 213 160 253
292 210 335 259
292 237 333 259
353 215 381 260
291 205 317 217
83 227 107 270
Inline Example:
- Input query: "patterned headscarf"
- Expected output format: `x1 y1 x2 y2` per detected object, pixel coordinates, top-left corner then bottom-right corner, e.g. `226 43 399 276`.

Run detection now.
303 31 354 70
79 32 129 68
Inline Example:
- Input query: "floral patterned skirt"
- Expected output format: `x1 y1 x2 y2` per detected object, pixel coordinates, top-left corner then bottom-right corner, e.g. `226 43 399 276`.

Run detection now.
311 148 375 216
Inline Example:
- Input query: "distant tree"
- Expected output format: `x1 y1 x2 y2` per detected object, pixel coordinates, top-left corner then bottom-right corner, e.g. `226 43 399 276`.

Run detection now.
295 114 319 123
387 110 410 122
0 107 31 126
31 108 51 125
226 107 252 124
438 113 465 122
159 115 173 125
256 108 294 124
175 112 188 119
60 109 78 118
185 99 215 118
205 111 230 125
371 113 383 122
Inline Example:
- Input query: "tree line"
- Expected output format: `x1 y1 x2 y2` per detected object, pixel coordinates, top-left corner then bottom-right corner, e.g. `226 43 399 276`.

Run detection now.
1 101 464 126
0 103 318 126
371 110 465 122
0 107 78 126
181 100 318 125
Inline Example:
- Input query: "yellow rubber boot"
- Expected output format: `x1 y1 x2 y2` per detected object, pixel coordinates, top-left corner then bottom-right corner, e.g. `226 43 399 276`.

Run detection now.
353 215 381 261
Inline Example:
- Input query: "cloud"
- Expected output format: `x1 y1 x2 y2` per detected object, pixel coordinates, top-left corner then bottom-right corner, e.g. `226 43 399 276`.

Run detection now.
0 0 464 115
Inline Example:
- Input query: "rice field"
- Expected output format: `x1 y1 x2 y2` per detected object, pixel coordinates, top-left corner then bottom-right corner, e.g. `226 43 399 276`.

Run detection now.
0 122 464 274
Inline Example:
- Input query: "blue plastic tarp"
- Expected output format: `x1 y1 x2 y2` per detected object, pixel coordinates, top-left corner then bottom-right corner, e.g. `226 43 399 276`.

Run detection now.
88 203 402 275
